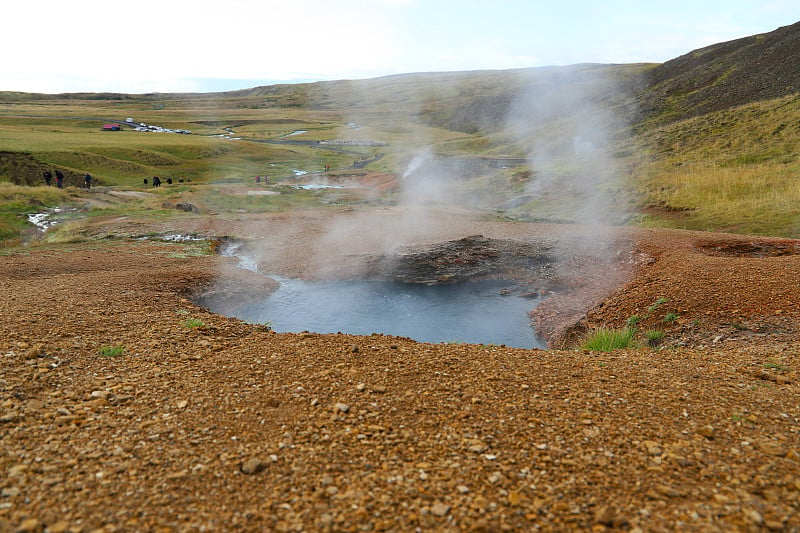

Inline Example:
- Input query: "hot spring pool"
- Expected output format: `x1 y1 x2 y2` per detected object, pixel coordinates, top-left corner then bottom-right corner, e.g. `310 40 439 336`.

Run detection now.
233 277 545 349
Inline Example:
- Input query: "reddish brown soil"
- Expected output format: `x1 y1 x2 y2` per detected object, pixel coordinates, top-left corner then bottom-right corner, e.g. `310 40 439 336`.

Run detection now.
2 210 799 532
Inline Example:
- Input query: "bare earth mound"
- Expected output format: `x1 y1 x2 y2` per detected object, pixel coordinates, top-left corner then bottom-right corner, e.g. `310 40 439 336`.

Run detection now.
1 214 799 532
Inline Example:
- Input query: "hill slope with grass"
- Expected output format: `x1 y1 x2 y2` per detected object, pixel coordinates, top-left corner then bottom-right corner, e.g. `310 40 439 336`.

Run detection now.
636 20 800 126
1 20 800 240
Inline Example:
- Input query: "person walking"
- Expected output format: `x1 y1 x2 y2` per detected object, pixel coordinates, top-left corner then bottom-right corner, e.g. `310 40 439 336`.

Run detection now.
43 170 52 186
55 169 64 189
84 173 92 189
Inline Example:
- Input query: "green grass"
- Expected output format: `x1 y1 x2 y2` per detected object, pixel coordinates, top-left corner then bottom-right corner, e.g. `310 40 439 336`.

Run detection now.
182 317 206 329
0 183 73 246
625 315 641 328
644 330 665 346
764 360 789 372
634 94 800 236
580 327 636 352
2 65 800 239
98 345 125 357
663 312 680 323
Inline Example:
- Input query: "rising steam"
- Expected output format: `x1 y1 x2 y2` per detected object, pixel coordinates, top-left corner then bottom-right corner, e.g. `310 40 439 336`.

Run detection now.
506 65 630 227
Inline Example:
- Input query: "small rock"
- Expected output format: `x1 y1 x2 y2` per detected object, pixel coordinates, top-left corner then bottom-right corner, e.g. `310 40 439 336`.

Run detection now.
466 439 488 453
1 487 20 497
595 505 617 526
176 400 189 409
334 402 349 414
0 412 18 424
16 518 40 533
743 508 763 525
356 383 366 392
90 390 110 399
430 503 450 517
175 202 199 213
46 521 70 533
645 442 663 456
657 484 687 498
697 425 715 439
761 442 788 457
488 471 503 484
24 345 44 359
240 458 265 475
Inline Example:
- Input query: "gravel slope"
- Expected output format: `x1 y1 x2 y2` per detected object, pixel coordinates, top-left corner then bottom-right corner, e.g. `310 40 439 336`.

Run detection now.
1 217 799 532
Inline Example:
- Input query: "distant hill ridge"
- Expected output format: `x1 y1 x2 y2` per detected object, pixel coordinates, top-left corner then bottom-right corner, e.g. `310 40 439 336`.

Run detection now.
2 20 798 131
639 20 800 124
228 19 800 128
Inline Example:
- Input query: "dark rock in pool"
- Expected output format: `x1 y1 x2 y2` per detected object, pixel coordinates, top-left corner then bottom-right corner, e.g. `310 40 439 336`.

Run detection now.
362 235 556 285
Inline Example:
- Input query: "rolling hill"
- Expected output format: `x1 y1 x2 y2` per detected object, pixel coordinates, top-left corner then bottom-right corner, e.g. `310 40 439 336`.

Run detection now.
0 20 799 237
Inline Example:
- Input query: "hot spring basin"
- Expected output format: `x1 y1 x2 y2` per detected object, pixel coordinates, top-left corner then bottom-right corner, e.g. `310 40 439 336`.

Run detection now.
233 277 545 349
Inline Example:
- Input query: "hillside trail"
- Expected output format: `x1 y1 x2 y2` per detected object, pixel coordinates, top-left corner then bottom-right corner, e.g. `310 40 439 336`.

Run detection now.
1 208 799 532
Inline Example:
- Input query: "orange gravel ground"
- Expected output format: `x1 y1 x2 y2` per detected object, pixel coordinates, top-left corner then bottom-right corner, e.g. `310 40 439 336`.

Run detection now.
1 211 799 532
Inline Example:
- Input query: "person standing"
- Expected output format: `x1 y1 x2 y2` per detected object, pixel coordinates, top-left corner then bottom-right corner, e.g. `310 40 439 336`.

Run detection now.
55 169 64 189
43 170 52 186
84 173 92 189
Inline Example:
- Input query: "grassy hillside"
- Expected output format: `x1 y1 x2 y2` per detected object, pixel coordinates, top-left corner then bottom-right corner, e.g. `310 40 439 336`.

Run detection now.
630 94 800 236
1 20 799 241
637 20 800 126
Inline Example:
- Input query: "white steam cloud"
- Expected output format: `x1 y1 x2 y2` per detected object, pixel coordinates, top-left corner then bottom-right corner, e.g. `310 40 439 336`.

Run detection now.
506 65 628 226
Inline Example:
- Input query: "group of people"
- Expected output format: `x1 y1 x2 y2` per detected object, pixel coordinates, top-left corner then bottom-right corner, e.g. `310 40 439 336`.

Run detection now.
42 169 192 189
42 169 65 189
42 169 93 189
144 176 182 187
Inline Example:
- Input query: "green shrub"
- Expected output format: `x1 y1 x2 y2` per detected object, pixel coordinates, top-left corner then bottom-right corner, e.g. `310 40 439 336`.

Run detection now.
182 317 206 329
581 327 636 352
663 312 679 323
644 330 665 346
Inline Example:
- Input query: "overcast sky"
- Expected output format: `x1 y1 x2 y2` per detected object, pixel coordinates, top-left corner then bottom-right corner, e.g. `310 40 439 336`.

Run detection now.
3 0 798 94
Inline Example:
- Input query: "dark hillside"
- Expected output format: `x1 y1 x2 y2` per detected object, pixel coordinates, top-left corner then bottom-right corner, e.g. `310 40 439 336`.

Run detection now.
638 20 800 125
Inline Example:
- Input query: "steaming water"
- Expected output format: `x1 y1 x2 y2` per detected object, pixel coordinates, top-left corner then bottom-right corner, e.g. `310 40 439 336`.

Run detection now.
294 184 345 190
235 277 545 349
27 207 75 231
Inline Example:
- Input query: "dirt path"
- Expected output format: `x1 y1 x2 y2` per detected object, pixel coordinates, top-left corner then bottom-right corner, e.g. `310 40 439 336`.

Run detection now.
1 215 799 531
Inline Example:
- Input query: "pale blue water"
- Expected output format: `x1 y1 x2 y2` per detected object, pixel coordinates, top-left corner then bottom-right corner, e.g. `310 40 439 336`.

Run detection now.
235 277 545 348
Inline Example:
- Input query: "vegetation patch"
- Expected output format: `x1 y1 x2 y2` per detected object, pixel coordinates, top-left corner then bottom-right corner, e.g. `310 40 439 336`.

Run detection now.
98 345 125 357
182 317 206 329
580 327 636 352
